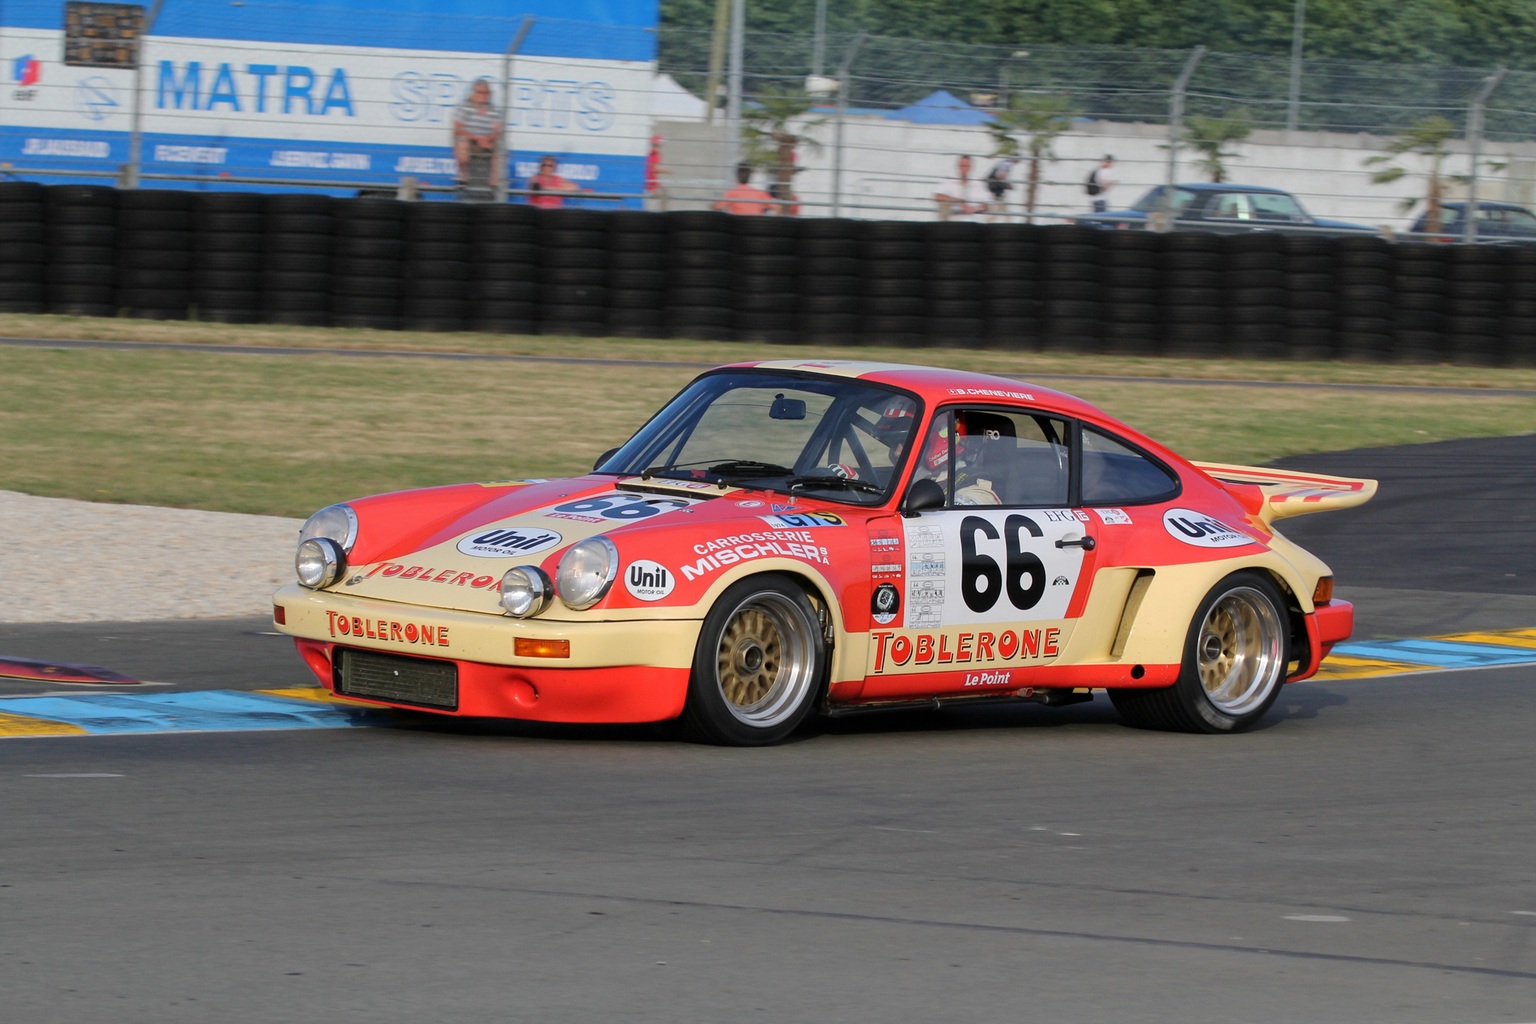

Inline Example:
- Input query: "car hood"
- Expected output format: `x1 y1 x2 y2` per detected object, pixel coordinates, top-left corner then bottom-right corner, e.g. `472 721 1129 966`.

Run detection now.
328 475 853 617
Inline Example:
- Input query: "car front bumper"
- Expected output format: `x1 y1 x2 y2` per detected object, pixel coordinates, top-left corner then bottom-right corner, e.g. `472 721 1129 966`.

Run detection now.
273 584 697 723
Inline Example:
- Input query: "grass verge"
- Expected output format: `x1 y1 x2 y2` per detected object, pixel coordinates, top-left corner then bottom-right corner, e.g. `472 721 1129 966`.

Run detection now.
3 314 1532 518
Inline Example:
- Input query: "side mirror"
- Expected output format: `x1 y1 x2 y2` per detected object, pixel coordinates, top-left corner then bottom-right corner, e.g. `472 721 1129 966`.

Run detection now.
593 447 619 471
901 478 945 517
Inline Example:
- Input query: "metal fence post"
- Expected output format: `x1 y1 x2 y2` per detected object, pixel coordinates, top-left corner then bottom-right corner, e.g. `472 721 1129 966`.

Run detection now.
831 31 866 219
495 16 534 204
1465 67 1506 244
1286 0 1306 132
124 0 167 190
1159 45 1205 229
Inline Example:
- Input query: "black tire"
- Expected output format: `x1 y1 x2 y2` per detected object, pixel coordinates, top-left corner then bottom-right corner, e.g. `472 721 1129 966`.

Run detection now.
682 575 825 746
1110 570 1289 733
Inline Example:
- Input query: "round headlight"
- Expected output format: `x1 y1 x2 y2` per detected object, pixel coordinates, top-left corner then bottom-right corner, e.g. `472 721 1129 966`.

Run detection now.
296 536 345 589
499 566 553 618
556 537 619 610
298 503 358 552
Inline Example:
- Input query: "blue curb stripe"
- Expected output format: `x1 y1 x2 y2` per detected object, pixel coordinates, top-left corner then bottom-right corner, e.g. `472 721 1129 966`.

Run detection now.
1330 639 1536 669
0 691 376 735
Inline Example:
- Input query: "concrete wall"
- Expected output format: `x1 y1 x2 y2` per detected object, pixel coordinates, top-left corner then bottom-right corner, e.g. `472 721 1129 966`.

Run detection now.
654 110 1536 231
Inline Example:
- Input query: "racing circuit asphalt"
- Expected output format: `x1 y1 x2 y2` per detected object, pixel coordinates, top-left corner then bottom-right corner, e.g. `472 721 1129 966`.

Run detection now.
0 436 1533 1023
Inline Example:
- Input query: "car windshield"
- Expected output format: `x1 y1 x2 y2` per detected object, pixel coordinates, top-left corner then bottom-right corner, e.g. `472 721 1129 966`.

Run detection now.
596 370 921 505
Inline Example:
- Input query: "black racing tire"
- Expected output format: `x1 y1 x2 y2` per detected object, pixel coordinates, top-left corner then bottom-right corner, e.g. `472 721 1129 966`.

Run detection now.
682 575 825 746
1110 570 1289 733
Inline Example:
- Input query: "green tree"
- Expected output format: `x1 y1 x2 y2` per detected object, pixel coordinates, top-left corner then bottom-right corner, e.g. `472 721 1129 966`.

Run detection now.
741 84 827 198
1362 116 1460 233
986 92 1074 221
1183 112 1252 183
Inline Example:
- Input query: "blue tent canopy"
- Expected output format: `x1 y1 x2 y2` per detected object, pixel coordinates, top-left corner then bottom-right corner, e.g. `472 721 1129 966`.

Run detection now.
886 90 995 126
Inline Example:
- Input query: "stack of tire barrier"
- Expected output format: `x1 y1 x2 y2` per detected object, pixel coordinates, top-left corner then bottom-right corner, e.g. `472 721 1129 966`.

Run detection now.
262 194 332 326
194 193 264 324
605 210 667 338
0 182 47 314
330 196 408 330
1390 242 1451 364
16 184 1536 365
1333 235 1395 361
538 208 610 337
732 214 802 345
924 221 986 348
402 202 473 332
1039 225 1104 353
1505 247 1536 367
800 218 864 346
1444 243 1507 366
983 224 1043 350
1283 235 1337 361
664 210 734 341
468 203 540 335
116 190 194 320
45 185 117 318
1222 233 1287 360
1098 228 1159 355
861 220 925 348
1158 231 1224 357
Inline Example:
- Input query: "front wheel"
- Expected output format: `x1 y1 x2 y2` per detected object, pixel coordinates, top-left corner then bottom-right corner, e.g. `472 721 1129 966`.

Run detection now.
682 576 825 746
1110 571 1289 733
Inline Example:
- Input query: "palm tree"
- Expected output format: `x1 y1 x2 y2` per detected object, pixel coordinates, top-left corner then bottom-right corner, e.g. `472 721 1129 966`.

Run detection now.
741 83 827 204
1184 113 1252 183
985 92 1073 222
1363 116 1461 234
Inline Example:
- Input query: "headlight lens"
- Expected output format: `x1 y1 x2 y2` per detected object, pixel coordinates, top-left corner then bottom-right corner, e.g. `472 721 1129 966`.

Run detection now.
297 503 358 552
556 537 619 610
499 566 553 618
296 537 345 589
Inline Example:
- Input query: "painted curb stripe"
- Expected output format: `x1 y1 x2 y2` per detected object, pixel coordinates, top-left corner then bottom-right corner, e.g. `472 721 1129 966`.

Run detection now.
0 690 376 736
0 710 90 736
1329 638 1536 669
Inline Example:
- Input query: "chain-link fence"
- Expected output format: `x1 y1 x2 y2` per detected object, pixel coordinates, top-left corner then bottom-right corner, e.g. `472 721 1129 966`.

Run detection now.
8 5 1536 231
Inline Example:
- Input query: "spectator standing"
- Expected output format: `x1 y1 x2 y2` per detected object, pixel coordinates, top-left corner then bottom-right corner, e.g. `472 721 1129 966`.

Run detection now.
934 155 991 221
714 164 778 216
1086 155 1115 213
451 78 502 190
526 155 579 209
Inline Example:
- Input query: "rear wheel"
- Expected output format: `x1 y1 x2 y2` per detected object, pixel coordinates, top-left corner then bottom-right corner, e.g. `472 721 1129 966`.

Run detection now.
683 576 825 746
1110 571 1288 733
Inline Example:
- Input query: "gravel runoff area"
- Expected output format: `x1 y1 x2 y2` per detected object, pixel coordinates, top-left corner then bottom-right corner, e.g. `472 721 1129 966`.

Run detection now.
0 490 302 623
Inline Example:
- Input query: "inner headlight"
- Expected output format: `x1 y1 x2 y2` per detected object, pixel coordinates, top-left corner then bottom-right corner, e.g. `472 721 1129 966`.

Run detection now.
296 537 345 589
499 566 553 618
556 537 619 610
298 503 358 552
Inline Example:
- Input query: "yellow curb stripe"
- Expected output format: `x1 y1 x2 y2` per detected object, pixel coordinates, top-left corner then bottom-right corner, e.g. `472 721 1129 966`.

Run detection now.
1435 630 1536 650
1313 656 1433 680
0 711 90 736
256 686 376 707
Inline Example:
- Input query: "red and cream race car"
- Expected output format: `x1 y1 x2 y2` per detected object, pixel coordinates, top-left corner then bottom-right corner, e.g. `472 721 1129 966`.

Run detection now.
273 360 1375 746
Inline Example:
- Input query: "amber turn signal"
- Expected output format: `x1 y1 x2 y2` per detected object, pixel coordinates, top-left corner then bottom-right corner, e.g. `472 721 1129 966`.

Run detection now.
515 638 571 659
1312 576 1334 604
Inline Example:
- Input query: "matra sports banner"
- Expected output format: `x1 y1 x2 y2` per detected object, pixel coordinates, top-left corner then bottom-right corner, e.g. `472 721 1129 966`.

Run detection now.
0 1 658 196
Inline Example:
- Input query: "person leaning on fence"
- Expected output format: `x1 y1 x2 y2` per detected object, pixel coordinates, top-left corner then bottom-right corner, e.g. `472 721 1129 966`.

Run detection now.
1085 155 1115 213
452 78 502 186
714 164 778 216
527 155 580 209
934 155 991 221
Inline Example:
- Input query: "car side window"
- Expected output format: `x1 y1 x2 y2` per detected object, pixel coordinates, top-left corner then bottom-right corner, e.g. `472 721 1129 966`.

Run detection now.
917 408 1071 508
1251 193 1305 222
1080 427 1180 505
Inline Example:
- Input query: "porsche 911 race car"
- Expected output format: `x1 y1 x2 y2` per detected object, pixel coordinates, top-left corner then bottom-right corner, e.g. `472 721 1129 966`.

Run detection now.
273 360 1376 745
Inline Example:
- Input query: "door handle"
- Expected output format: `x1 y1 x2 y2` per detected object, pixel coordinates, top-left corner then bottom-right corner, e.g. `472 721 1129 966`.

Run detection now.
1056 535 1096 551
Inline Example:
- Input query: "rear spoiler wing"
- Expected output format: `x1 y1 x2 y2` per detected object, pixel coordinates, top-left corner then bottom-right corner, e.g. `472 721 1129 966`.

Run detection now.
1192 462 1378 525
